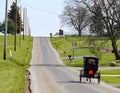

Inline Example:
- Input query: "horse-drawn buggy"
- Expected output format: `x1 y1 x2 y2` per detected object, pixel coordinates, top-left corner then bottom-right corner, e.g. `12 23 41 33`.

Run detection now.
79 56 101 83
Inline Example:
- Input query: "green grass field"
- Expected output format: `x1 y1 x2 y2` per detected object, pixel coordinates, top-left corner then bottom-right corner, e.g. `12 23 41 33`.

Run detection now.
101 70 120 88
50 36 120 66
1 35 119 92
50 36 120 88
0 35 32 93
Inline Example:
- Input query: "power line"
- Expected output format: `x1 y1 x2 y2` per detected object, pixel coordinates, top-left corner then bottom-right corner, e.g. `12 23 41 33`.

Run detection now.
19 2 59 15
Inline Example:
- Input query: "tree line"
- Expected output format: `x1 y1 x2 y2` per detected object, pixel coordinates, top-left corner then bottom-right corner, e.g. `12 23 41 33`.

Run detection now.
60 0 120 60
0 1 23 35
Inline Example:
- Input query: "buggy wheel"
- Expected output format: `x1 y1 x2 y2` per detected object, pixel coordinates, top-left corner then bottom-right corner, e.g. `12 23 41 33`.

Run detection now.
97 72 101 83
79 70 83 83
80 76 82 83
89 78 91 83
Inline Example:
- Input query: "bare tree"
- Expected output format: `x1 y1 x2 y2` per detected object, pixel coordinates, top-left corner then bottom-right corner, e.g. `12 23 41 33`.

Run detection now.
89 5 105 36
59 0 89 36
78 0 120 60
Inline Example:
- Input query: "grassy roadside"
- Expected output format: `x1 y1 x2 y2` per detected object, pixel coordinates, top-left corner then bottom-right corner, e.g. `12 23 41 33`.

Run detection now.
101 70 120 88
50 36 120 88
50 36 120 66
0 35 32 93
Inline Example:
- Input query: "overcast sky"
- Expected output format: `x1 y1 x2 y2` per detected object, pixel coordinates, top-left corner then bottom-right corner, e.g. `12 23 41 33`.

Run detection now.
0 0 71 37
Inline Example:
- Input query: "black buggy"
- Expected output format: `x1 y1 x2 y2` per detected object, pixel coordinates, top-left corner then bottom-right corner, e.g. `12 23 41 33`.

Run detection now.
79 56 101 83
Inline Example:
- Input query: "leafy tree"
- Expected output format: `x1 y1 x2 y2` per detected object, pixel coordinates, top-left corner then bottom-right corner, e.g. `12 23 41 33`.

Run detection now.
0 1 22 34
0 19 15 34
0 22 4 33
8 19 15 34
8 1 21 34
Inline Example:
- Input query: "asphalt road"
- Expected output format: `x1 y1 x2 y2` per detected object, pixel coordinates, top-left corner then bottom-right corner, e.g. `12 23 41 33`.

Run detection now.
29 37 120 93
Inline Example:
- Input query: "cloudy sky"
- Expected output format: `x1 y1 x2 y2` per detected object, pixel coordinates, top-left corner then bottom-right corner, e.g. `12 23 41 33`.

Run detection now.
0 0 71 36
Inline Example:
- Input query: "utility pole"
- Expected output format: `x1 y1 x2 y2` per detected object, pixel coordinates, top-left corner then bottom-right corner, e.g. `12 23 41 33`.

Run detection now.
23 7 25 40
14 0 17 51
19 5 22 46
3 0 8 60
